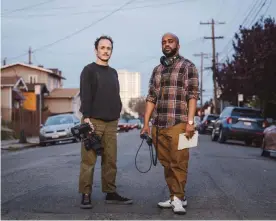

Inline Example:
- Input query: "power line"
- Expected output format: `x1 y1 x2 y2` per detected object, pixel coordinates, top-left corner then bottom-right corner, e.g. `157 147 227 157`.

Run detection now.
242 0 263 27
248 0 268 27
218 0 261 63
1 0 56 15
218 1 256 59
219 0 268 64
2 0 192 19
7 0 136 61
262 0 272 17
2 0 170 14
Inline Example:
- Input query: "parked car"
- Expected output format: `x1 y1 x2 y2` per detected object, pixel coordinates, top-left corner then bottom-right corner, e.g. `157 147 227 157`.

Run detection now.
128 118 142 130
39 113 80 146
198 114 219 134
211 106 268 146
117 118 129 132
261 124 276 157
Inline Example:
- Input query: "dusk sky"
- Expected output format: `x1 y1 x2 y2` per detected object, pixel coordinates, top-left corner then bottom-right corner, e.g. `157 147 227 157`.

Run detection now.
2 0 275 103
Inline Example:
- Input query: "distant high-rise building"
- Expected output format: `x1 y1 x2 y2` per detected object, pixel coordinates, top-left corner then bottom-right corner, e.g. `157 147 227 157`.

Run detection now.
117 70 141 116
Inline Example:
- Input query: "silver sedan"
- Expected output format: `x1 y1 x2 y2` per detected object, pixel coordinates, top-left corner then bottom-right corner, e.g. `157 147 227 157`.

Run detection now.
39 113 81 146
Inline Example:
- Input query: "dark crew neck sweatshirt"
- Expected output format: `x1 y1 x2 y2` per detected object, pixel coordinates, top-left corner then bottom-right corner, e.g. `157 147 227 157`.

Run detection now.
79 62 122 121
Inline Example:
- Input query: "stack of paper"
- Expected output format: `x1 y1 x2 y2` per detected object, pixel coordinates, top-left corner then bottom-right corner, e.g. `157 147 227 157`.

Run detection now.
178 131 199 150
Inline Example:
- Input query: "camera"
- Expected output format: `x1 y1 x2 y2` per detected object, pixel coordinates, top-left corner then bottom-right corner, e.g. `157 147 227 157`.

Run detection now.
71 123 103 156
140 132 153 146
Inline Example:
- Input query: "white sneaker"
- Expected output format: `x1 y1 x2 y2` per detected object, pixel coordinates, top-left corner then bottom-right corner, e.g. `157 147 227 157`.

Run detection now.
157 197 187 208
171 196 186 214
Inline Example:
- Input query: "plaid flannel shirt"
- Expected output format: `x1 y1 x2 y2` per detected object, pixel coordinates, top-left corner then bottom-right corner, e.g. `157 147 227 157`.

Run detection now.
146 56 199 128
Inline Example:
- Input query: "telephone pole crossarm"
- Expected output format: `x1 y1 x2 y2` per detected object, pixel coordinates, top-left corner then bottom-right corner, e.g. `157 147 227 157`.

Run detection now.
204 36 224 39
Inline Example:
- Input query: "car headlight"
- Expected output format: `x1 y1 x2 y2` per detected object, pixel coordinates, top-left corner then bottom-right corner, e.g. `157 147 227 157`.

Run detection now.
40 129 45 135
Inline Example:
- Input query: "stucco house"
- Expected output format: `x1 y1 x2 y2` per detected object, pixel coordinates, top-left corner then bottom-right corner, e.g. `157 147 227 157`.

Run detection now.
44 88 81 119
1 62 65 92
1 76 29 121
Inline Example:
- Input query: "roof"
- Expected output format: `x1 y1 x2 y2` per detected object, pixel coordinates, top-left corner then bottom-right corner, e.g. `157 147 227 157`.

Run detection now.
45 88 79 99
1 76 28 91
1 76 21 85
1 63 66 80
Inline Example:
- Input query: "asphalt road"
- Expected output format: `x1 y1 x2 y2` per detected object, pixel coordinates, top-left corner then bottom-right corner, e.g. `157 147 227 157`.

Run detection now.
1 130 276 220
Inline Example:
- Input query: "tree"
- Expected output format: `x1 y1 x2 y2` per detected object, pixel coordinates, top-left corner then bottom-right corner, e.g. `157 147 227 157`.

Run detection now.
128 97 146 117
217 16 276 111
128 98 137 112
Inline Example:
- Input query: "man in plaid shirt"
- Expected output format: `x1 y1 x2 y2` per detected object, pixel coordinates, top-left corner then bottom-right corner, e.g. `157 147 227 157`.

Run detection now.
141 33 199 215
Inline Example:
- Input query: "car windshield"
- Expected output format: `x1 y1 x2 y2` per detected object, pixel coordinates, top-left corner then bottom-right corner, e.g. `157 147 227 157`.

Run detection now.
231 109 263 118
119 118 127 123
45 115 73 126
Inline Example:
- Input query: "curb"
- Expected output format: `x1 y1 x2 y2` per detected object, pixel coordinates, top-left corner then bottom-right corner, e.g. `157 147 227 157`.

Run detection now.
2 143 40 151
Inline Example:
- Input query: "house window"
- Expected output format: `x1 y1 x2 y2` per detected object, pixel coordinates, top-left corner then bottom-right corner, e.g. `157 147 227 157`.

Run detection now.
29 75 37 84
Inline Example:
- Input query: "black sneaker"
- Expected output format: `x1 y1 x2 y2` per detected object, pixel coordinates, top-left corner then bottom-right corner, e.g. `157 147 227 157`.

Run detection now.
80 193 92 209
105 192 133 205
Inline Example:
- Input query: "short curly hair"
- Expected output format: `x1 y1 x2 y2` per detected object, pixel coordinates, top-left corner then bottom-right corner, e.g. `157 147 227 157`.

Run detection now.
94 35 114 50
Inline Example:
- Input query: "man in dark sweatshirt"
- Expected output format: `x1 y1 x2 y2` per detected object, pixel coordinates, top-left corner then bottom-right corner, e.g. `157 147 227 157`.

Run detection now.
79 35 132 209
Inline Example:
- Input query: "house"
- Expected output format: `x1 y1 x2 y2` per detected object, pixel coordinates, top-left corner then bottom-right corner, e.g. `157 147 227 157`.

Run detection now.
1 76 29 121
44 88 81 119
1 62 81 122
1 62 65 112
1 62 65 92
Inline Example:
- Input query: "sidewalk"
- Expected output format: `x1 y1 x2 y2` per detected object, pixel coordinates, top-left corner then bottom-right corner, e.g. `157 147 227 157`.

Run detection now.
1 137 40 151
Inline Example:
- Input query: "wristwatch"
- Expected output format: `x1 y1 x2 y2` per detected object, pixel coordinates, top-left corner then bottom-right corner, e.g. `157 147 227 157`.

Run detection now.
188 120 194 125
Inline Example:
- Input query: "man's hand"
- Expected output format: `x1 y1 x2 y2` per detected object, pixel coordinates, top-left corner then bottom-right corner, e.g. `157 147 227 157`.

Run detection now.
84 118 95 132
140 124 150 136
185 123 195 139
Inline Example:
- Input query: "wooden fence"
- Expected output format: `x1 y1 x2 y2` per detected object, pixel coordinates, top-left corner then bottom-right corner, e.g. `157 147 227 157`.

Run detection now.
1 108 52 137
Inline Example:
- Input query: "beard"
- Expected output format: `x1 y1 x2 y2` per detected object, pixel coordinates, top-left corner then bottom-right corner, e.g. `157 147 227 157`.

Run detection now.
162 47 178 57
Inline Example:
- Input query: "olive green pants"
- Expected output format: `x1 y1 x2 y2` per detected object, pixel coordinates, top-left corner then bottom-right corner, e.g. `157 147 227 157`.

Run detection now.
151 123 190 200
78 118 118 194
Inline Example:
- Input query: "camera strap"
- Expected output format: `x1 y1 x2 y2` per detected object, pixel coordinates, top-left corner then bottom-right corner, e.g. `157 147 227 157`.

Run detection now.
135 71 165 173
135 136 157 173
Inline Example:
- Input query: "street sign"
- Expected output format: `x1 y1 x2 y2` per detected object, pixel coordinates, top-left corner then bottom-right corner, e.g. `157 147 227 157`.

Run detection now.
238 94 243 102
35 85 41 95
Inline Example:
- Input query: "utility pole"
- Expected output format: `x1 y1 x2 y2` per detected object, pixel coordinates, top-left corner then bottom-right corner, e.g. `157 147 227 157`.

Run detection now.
28 47 32 65
193 52 209 108
200 19 225 114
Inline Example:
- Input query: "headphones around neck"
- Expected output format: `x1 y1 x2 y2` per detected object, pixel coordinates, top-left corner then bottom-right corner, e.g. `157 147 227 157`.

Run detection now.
160 54 180 67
